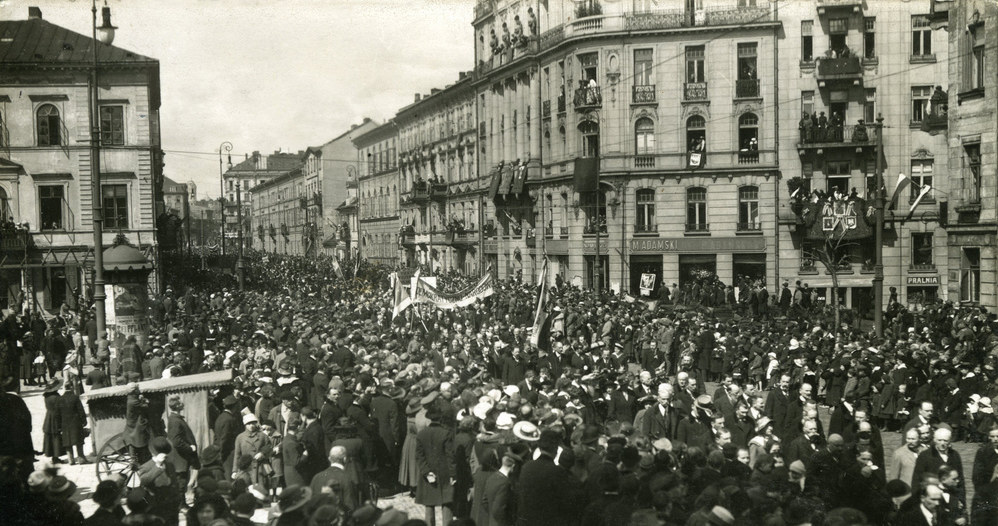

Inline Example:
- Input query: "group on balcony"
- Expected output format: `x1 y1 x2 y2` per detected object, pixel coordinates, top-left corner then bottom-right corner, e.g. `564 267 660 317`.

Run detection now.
574 79 602 108
583 215 607 235
798 111 868 144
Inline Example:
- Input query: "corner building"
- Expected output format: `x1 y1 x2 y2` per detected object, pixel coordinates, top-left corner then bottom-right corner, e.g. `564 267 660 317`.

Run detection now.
473 0 780 294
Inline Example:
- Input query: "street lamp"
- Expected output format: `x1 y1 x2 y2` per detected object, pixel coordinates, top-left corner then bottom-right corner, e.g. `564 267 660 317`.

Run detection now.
88 0 117 368
218 141 233 257
236 180 244 289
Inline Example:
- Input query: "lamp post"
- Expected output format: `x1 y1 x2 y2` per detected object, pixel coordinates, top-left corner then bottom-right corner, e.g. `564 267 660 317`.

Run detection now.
873 114 885 338
88 0 116 361
218 141 233 257
236 181 244 289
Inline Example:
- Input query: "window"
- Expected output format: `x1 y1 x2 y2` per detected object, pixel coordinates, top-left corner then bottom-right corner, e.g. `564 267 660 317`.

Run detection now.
969 25 986 89
738 113 759 162
864 88 877 123
39 185 65 230
738 186 760 231
580 121 599 158
737 43 757 80
911 86 931 123
36 104 61 147
911 233 933 268
961 247 980 303
912 15 932 56
635 188 655 233
910 159 934 203
579 52 598 82
825 161 850 195
864 17 876 59
801 21 813 62
635 118 655 154
828 18 848 52
100 106 124 146
685 45 705 83
964 143 981 203
737 0 757 6
863 160 877 197
686 187 707 232
103 184 129 229
0 187 9 222
801 91 814 116
686 116 706 152
634 49 653 86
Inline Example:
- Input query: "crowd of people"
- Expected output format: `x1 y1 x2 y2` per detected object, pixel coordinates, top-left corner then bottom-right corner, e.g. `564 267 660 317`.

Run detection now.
1 251 998 526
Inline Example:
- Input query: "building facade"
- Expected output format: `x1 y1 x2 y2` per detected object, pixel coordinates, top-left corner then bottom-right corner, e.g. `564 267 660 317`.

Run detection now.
937 0 997 309
396 73 480 275
318 118 379 260
354 121 401 267
223 150 303 251
0 7 163 311
249 168 306 255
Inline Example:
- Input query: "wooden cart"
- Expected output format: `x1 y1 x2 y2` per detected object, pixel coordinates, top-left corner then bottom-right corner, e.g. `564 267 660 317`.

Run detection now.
85 369 233 484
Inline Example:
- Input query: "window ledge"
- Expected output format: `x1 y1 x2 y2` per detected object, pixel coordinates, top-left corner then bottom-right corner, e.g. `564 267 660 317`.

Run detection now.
957 88 985 105
735 230 763 236
955 203 981 213
909 54 936 64
800 60 816 69
733 96 763 103
799 268 819 275
862 57 879 66
860 268 875 275
910 121 925 129
825 269 855 276
684 231 711 237
633 232 660 237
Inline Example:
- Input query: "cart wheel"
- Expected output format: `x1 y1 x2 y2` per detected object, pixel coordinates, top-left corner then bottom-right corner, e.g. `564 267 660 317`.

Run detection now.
95 433 138 487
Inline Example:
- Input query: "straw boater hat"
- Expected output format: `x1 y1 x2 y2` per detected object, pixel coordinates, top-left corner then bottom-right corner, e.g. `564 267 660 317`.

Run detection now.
512 421 541 442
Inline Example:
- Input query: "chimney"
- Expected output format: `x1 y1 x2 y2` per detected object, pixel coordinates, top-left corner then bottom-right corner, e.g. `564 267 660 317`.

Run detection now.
28 6 42 19
414 93 421 102
458 72 467 80
431 88 441 95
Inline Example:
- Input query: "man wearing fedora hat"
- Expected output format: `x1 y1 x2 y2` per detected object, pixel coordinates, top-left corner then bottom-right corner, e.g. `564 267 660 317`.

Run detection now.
677 394 716 451
86 476 126 525
214 395 241 474
275 484 312 526
483 442 529 526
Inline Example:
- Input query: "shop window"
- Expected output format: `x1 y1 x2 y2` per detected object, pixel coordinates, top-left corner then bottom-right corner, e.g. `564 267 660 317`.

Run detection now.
39 185 65 231
910 233 933 269
907 287 937 306
102 184 129 229
960 247 980 303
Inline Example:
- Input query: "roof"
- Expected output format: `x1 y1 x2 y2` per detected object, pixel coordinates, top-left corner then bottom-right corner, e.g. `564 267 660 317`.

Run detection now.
0 17 156 65
86 369 234 401
227 151 304 174
103 243 153 271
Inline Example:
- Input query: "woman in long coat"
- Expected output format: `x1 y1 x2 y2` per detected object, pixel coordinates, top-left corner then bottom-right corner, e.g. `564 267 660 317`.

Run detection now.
60 384 88 464
42 378 63 463
415 406 455 526
398 397 425 490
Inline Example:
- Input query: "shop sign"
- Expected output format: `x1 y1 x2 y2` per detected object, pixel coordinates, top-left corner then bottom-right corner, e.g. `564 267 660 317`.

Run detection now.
483 239 498 253
545 239 569 255
629 237 766 254
906 275 939 285
582 239 610 254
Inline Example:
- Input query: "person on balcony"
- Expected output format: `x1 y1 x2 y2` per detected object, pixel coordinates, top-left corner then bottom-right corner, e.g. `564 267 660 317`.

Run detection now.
816 112 828 142
853 120 869 143
830 112 844 142
799 112 813 143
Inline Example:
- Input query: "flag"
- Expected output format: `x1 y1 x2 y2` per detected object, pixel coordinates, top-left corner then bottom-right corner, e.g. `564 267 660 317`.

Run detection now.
888 173 910 211
332 255 344 278
905 185 932 222
392 273 411 320
529 259 550 348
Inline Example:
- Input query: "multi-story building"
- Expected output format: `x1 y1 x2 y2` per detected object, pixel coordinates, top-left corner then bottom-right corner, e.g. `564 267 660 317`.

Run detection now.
354 121 401 266
473 0 781 293
935 0 997 309
317 118 379 260
0 6 163 311
776 0 950 313
396 73 480 275
160 176 188 250
248 167 306 255
223 150 303 251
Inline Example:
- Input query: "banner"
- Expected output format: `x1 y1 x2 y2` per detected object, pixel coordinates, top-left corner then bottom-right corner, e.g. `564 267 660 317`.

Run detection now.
530 259 550 348
413 273 494 310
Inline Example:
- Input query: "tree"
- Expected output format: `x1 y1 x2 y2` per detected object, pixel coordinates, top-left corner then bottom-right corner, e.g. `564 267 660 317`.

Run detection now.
801 233 857 333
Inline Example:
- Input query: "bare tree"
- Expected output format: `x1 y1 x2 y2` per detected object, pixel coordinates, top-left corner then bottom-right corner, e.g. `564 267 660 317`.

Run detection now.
802 233 857 333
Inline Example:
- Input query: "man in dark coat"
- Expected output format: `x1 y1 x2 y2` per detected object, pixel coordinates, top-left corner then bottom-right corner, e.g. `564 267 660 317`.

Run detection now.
298 407 329 482
765 373 791 429
0 376 34 483
641 383 681 440
806 433 846 509
677 395 716 451
166 395 199 493
971 426 998 526
123 385 152 464
517 430 583 526
310 445 358 510
213 395 240 474
892 482 942 526
911 427 965 505
483 444 527 526
781 382 812 442
369 381 401 479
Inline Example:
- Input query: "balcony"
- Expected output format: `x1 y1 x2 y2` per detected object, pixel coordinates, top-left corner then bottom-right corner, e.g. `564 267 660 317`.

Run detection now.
910 263 936 272
920 112 948 133
738 150 760 164
816 0 863 14
573 86 602 111
685 223 710 234
635 155 656 168
705 5 772 25
797 124 873 152
737 222 762 233
735 79 760 99
815 55 863 88
452 230 478 247
632 84 656 104
634 223 658 235
683 82 708 101
1 230 31 251
625 10 685 30
429 183 448 201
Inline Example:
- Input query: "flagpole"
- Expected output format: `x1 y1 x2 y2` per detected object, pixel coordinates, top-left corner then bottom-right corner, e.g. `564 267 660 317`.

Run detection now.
873 114 885 338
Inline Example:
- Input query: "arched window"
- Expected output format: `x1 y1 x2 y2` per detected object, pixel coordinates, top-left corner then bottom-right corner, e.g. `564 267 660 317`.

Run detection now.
738 113 759 163
738 186 760 231
36 104 62 146
579 121 599 158
635 188 656 233
686 115 705 152
686 187 708 232
635 118 655 155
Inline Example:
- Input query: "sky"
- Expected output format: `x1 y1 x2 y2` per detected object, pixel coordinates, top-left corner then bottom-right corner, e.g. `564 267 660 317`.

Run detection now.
0 0 473 198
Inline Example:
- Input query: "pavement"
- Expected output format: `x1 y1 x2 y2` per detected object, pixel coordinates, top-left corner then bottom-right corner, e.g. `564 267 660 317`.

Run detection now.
19 378 986 524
